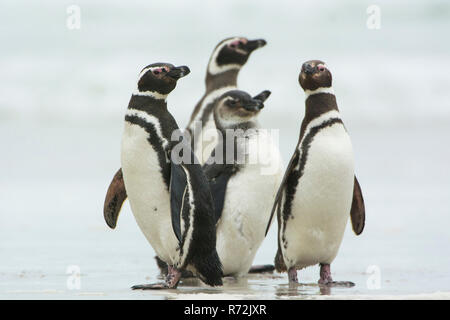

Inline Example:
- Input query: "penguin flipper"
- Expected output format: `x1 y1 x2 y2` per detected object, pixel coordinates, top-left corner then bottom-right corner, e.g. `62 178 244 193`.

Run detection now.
169 162 187 244
265 150 300 236
350 176 365 235
103 168 127 229
203 163 235 225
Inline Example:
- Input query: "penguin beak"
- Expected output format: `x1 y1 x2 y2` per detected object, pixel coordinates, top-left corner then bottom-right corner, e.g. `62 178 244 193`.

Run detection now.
302 62 315 75
241 39 267 53
243 99 264 112
253 90 271 103
166 66 190 79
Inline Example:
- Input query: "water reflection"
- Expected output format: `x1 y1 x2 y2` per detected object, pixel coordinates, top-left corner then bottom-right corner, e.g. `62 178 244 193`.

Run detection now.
134 271 363 300
274 282 334 298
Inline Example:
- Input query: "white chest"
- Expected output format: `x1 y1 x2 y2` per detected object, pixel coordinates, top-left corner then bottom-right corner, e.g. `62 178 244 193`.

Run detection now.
215 131 283 275
282 123 355 269
120 122 179 264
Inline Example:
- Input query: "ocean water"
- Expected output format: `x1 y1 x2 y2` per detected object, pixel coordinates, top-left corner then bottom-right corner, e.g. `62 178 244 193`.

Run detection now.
1 0 449 299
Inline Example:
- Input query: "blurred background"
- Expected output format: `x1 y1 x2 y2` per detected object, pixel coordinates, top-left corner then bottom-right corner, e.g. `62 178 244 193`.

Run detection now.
1 0 449 299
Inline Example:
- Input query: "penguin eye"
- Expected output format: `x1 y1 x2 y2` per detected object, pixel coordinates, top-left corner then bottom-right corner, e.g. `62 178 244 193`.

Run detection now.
229 40 241 49
317 65 326 72
228 99 238 106
152 67 167 75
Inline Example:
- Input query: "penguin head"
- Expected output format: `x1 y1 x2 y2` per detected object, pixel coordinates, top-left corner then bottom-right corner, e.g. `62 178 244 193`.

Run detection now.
298 60 332 91
208 37 267 75
137 63 190 96
214 89 271 127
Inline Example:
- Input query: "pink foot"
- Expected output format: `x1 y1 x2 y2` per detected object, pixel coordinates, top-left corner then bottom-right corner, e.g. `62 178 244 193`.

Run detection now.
288 267 298 283
132 265 182 290
318 263 333 285
318 263 355 287
166 265 182 288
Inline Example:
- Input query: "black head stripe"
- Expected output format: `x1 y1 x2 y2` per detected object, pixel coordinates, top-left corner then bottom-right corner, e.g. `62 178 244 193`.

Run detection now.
216 45 249 66
137 63 177 95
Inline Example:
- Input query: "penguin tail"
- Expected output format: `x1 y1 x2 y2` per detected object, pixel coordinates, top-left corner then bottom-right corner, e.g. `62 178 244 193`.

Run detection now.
274 248 287 273
193 249 223 287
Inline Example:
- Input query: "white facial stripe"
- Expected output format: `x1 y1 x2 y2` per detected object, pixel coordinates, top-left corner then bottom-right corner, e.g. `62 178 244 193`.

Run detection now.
138 66 168 81
222 97 235 104
235 47 247 55
304 87 334 99
136 66 170 99
126 108 169 149
138 67 152 80
208 38 242 75
132 89 168 100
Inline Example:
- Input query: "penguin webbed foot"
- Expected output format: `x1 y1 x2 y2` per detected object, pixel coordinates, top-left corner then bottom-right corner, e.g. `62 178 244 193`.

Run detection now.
318 263 355 287
131 283 169 290
132 265 182 290
288 267 298 284
155 256 195 278
318 280 355 288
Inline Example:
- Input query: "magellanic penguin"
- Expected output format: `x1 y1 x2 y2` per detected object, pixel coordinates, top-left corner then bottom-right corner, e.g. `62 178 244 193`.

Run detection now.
103 37 266 229
187 37 267 165
112 63 222 289
266 60 365 286
204 90 284 276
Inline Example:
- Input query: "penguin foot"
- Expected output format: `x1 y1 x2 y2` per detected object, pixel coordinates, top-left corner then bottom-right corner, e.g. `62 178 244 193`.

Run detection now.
318 263 332 285
319 281 355 288
155 256 195 278
318 263 355 287
166 265 182 288
131 283 169 290
132 265 182 290
288 267 298 283
248 264 275 274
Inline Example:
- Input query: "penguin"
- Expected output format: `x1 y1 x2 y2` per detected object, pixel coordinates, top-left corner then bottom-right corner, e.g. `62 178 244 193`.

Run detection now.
103 37 266 230
203 89 284 276
265 60 365 286
187 37 267 165
110 63 222 289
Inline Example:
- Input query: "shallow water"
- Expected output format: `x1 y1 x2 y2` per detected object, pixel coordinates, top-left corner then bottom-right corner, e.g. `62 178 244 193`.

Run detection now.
1 0 450 299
